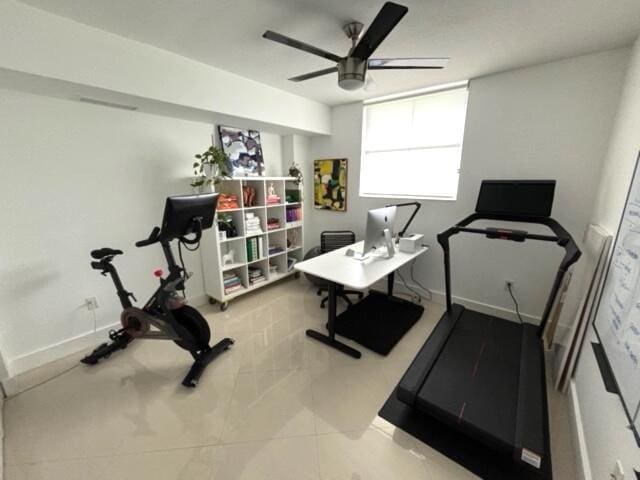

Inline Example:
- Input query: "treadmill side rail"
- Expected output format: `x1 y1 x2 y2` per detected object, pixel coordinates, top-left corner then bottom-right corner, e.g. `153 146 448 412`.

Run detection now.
397 304 464 405
514 324 552 476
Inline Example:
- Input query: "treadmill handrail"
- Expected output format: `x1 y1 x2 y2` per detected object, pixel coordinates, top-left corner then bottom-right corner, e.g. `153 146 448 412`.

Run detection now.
437 213 581 336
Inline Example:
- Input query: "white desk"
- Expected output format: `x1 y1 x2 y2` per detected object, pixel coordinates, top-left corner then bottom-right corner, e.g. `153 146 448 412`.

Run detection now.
295 241 428 358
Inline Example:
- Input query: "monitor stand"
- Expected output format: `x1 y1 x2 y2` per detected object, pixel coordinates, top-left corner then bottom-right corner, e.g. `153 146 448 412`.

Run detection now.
352 251 370 261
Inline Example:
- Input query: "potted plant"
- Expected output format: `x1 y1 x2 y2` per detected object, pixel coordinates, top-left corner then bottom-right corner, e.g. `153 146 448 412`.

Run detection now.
191 145 231 192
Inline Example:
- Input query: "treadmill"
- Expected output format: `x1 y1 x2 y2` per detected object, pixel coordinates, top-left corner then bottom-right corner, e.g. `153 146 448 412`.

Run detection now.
395 180 580 479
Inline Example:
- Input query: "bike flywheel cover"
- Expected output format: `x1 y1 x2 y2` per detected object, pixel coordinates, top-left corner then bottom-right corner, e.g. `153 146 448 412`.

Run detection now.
120 307 152 337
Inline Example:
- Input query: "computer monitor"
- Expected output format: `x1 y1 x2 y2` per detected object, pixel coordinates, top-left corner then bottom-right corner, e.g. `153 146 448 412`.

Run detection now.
475 180 555 217
160 193 218 241
362 206 397 258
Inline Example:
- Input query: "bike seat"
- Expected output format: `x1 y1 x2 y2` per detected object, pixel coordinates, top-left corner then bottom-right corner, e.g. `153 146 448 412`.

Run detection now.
91 248 123 259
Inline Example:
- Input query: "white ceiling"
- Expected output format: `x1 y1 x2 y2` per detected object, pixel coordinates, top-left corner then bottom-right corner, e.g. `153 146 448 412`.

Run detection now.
17 0 640 106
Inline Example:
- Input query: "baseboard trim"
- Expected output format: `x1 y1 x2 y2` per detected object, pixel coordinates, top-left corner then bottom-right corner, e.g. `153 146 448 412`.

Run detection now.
8 322 121 378
384 279 541 324
569 379 592 480
7 293 209 379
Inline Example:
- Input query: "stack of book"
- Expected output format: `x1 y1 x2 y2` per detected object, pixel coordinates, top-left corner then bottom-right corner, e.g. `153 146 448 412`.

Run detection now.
269 263 279 275
267 217 281 230
246 236 264 262
286 206 302 223
248 266 266 285
269 245 284 256
223 271 242 294
245 212 263 236
218 194 240 210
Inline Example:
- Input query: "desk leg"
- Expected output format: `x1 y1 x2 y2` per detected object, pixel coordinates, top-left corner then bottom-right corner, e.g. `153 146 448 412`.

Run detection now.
387 271 395 296
306 281 361 359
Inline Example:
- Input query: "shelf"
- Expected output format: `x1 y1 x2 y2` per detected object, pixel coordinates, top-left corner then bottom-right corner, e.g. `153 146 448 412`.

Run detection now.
220 235 245 243
222 262 246 272
246 281 268 291
230 176 298 181
223 286 248 299
269 271 292 282
204 177 303 306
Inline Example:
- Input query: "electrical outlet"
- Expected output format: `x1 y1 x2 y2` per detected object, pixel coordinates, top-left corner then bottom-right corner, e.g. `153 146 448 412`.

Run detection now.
504 280 514 291
84 297 99 311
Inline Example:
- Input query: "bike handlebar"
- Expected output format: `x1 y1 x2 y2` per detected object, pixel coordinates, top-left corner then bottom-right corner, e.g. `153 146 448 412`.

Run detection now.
135 226 161 248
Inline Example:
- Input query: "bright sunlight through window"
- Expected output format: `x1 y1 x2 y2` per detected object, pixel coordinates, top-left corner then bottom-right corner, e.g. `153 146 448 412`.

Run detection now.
360 84 469 200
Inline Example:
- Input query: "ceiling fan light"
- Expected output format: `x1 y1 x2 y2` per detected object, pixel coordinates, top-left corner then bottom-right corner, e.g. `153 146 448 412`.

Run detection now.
338 57 367 91
339 75 365 90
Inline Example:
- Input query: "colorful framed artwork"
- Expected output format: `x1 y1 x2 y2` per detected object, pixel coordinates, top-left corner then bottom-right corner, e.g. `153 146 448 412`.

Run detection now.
314 158 347 211
218 125 265 177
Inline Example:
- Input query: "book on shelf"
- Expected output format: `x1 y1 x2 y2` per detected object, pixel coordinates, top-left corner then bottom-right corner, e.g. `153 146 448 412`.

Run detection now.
285 206 302 223
287 257 297 271
246 236 265 262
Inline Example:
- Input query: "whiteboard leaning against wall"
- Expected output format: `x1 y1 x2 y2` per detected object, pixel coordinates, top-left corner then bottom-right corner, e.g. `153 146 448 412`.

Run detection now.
594 151 640 440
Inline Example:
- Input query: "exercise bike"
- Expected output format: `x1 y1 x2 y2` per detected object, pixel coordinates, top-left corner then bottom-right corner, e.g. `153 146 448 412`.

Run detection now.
81 193 234 387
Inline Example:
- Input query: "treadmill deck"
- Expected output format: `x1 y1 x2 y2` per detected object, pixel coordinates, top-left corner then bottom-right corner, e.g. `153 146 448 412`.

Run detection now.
418 309 522 451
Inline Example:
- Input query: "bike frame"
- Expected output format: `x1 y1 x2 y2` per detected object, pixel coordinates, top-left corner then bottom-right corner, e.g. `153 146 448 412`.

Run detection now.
93 239 197 349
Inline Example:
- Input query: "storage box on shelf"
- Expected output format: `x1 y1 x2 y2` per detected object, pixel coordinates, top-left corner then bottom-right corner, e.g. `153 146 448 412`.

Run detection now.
201 177 304 311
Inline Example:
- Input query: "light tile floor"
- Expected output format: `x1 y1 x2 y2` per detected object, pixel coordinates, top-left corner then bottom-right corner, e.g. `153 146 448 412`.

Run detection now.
4 279 578 479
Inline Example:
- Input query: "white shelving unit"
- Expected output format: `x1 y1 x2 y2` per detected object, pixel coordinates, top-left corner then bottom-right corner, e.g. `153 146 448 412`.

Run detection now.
201 177 304 310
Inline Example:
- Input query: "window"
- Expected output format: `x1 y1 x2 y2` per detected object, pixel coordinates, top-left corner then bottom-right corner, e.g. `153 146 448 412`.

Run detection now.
360 84 469 200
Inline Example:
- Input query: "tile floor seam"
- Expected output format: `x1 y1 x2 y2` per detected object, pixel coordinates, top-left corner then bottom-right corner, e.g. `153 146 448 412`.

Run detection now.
4 431 327 467
2 422 394 468
218 364 243 445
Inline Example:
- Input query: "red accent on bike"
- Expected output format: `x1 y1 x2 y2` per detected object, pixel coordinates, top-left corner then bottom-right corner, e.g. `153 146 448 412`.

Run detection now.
153 268 164 278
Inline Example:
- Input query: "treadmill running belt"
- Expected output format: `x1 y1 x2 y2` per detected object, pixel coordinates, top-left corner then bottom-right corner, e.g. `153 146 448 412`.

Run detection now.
417 310 522 451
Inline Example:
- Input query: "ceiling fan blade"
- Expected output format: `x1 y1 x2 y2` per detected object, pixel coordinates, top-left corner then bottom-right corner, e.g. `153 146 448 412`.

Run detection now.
289 67 338 82
350 2 408 60
263 30 342 63
368 57 449 69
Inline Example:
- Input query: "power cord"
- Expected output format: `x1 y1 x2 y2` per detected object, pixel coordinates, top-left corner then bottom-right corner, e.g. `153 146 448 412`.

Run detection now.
409 258 433 301
396 269 424 303
177 238 200 297
507 283 524 324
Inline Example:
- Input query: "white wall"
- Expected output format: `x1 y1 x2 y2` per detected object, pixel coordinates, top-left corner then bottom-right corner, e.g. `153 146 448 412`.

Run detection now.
0 0 330 136
0 89 286 376
306 49 629 321
574 35 640 480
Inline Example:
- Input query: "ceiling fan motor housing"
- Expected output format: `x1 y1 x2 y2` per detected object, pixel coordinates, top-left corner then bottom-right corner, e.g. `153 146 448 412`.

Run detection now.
338 57 367 90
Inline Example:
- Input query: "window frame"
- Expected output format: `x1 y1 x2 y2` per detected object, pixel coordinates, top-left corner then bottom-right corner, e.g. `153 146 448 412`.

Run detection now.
359 82 469 201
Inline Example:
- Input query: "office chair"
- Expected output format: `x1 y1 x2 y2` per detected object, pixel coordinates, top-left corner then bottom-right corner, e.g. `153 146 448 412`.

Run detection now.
318 230 364 308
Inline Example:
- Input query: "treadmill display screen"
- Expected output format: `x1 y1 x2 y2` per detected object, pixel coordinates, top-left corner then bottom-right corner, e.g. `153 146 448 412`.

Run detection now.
475 180 555 217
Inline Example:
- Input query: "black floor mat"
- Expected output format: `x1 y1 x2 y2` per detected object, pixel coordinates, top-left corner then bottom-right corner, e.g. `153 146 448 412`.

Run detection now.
333 291 424 355
378 389 551 480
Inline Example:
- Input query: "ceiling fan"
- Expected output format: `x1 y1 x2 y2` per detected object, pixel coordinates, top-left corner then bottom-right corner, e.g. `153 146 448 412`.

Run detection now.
263 1 449 91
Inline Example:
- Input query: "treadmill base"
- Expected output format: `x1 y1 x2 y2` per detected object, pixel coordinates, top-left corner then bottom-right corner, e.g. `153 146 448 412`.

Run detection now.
379 388 551 480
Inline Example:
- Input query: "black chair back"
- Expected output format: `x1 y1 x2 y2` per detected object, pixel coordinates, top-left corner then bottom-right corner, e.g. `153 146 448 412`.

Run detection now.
321 230 356 253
